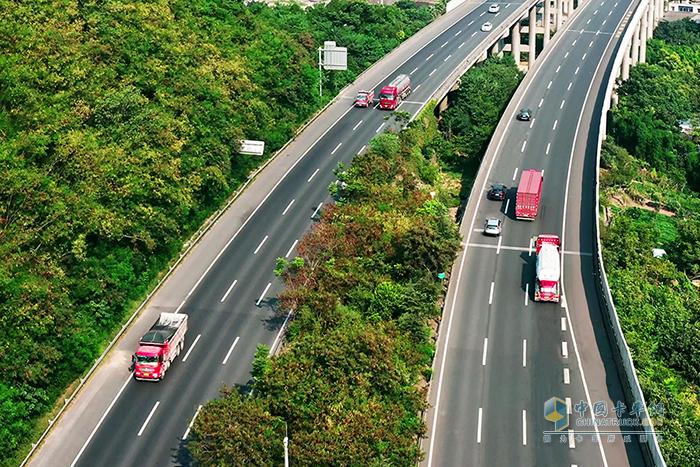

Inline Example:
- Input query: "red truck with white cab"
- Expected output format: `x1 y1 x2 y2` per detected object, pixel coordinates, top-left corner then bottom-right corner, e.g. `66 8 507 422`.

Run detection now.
133 313 188 381
355 89 374 107
535 235 561 302
515 169 543 220
379 74 411 110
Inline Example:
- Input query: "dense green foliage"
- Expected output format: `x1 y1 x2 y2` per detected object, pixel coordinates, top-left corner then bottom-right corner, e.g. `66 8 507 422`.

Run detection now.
191 56 523 466
601 19 700 466
0 0 439 463
439 55 524 162
191 104 461 466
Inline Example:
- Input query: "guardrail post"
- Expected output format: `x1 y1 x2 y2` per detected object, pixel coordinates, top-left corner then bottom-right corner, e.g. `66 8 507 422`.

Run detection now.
528 5 537 66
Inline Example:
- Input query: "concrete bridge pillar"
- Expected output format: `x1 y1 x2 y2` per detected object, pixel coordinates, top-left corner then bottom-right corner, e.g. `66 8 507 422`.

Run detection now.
491 40 500 56
544 0 551 47
639 12 647 63
512 22 521 66
631 24 640 65
529 5 537 67
622 44 631 80
646 2 654 40
556 0 563 29
656 0 663 25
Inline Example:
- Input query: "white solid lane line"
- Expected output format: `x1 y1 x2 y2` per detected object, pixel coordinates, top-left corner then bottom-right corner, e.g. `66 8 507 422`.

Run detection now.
282 199 295 215
182 405 203 440
376 123 385 133
522 410 527 445
512 167 519 180
496 236 503 254
411 67 419 74
489 282 494 305
138 401 160 437
521 141 526 152
256 283 271 306
429 68 437 77
222 336 240 365
525 283 529 306
70 376 132 466
359 145 366 154
352 120 362 131
181 334 201 363
477 408 483 443
311 202 323 218
285 239 299 259
482 338 488 366
546 143 551 154
561 316 567 331
175 300 186 313
562 341 569 358
331 142 342 154
307 168 320 182
522 339 527 367
564 367 571 384
220 279 238 302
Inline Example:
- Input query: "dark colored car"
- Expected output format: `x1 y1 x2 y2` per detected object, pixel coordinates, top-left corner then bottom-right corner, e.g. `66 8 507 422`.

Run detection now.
488 184 507 201
517 109 532 121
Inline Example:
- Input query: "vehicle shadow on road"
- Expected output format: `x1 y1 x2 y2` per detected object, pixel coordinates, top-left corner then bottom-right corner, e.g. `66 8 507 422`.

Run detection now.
519 251 535 296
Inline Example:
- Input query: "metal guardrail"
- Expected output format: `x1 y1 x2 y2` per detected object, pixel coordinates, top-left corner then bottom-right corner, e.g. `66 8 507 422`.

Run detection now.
594 0 666 465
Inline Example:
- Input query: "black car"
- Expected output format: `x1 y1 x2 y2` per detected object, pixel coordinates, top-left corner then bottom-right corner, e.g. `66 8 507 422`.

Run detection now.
517 108 532 121
488 184 507 201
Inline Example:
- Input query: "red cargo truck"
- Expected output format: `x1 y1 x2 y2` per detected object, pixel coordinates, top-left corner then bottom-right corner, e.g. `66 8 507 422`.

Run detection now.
534 234 561 302
355 90 374 107
379 74 411 110
515 170 543 220
133 313 188 381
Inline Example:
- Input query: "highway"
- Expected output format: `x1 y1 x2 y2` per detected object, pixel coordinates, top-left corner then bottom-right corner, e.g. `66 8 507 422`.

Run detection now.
422 0 651 466
26 2 546 467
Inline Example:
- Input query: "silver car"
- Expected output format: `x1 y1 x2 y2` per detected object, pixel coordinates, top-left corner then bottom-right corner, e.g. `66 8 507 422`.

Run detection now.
481 22 493 32
484 217 502 236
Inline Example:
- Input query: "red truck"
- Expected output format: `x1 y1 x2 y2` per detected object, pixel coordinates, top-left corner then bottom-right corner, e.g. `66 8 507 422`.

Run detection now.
515 170 543 220
379 74 411 110
355 89 375 107
534 234 561 302
133 313 188 381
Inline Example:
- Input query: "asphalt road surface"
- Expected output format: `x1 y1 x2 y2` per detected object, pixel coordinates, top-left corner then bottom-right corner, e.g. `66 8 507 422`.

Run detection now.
26 2 552 467
422 0 652 466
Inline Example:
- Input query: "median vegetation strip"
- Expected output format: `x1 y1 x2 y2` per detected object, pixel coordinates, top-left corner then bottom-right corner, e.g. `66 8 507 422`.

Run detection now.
190 56 523 465
600 18 700 466
0 0 443 464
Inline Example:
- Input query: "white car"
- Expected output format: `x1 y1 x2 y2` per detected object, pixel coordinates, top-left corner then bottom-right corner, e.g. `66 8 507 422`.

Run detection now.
484 217 502 236
481 22 493 32
488 4 500 13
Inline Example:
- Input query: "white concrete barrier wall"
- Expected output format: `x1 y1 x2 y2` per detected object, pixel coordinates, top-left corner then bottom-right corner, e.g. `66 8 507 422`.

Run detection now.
595 0 666 465
446 0 467 13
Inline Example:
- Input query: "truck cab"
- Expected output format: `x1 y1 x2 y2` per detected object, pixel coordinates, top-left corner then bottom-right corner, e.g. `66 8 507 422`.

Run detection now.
134 346 164 380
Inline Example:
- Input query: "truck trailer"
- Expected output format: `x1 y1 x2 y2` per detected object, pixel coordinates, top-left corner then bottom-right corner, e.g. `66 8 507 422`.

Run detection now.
534 234 561 302
133 313 188 381
379 74 411 110
515 170 543 220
